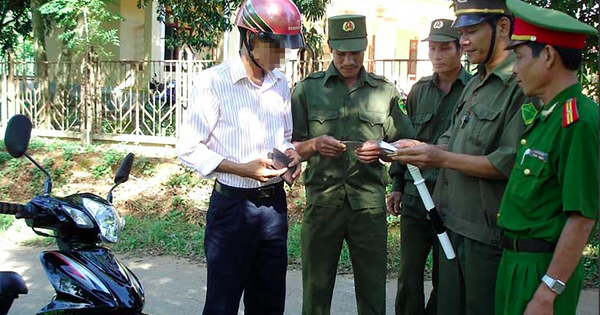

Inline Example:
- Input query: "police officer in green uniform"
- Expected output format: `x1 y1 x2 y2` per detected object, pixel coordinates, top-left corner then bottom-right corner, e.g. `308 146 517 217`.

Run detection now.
495 1 599 314
388 18 471 315
291 14 415 315
390 0 529 314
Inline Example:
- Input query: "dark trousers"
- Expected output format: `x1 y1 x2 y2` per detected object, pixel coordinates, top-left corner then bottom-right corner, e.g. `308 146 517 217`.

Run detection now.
437 230 503 315
202 182 288 315
395 212 439 315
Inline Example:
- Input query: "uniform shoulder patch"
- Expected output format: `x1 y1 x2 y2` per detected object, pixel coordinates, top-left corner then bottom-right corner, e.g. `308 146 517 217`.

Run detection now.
367 72 389 82
521 102 538 125
417 75 433 84
562 98 579 128
398 98 408 115
305 71 325 80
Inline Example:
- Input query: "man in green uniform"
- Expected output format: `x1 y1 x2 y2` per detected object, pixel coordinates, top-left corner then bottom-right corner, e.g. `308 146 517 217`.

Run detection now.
495 1 599 314
390 0 528 314
388 18 471 315
291 14 415 315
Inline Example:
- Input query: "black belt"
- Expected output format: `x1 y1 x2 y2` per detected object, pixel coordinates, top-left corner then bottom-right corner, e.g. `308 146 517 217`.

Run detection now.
500 235 556 253
214 181 281 200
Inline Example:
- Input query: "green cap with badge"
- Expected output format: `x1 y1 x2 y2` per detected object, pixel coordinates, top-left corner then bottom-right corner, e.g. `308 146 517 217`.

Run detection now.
328 14 368 52
422 18 460 42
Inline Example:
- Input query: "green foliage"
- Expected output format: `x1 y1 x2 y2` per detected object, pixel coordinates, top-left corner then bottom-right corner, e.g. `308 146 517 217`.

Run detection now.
295 0 331 59
166 170 200 188
91 149 125 179
138 0 330 54
287 222 302 266
0 215 15 234
39 0 122 59
0 0 32 52
583 225 599 288
522 0 599 100
114 213 205 257
133 156 155 177
137 0 237 50
62 143 81 161
0 151 11 165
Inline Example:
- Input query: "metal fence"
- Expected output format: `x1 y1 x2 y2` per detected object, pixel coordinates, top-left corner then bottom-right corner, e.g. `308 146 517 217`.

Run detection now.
0 57 433 145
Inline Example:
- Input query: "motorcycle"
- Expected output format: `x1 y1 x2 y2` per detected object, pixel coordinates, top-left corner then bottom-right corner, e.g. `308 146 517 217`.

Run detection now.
148 74 176 105
0 114 148 315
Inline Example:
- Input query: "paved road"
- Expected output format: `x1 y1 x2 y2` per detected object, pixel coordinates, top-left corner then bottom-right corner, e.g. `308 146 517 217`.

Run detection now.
1 241 597 315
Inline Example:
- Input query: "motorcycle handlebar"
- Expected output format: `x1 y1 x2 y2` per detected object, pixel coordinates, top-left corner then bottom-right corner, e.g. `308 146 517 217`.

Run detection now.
0 202 33 218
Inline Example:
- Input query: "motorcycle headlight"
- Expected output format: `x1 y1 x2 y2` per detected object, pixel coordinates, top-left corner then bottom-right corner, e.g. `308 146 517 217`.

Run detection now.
82 198 122 243
63 205 95 229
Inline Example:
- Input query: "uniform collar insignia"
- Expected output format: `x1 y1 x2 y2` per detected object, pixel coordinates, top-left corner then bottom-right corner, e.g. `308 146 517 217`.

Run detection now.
541 102 558 118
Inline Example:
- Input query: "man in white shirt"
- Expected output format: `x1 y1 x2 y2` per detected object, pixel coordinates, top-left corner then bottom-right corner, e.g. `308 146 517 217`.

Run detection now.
177 1 303 314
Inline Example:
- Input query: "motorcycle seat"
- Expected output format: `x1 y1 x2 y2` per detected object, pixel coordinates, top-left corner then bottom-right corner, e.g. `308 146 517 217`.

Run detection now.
0 272 28 297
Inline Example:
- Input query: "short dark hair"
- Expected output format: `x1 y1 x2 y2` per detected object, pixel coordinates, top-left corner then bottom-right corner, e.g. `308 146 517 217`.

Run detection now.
526 42 583 70
453 39 460 52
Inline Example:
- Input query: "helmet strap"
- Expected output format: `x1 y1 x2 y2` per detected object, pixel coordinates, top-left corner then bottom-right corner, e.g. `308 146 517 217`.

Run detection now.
240 31 266 72
484 19 497 65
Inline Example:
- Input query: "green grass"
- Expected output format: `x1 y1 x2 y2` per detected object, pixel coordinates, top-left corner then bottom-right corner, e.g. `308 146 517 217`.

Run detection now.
91 149 126 179
113 212 205 257
0 215 15 234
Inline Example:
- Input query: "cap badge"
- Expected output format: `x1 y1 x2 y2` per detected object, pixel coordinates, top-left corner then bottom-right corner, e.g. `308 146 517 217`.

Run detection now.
433 20 444 29
342 20 356 32
457 0 467 3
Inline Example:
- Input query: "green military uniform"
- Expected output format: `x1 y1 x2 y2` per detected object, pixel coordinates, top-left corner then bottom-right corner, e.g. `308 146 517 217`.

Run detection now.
389 18 472 315
433 1 528 314
495 1 599 314
291 14 415 315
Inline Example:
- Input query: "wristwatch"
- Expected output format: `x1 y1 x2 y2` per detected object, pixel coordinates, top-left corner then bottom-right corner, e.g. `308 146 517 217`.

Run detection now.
542 275 566 294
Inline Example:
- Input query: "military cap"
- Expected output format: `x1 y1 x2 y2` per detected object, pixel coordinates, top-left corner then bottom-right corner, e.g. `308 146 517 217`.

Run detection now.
328 14 368 52
422 18 460 42
452 0 510 28
505 0 598 50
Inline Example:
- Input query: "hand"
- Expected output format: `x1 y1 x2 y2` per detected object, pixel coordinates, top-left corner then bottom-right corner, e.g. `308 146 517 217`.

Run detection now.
241 158 288 183
389 143 447 169
284 148 303 181
387 191 403 215
355 140 381 164
312 135 346 157
523 284 556 315
392 139 422 149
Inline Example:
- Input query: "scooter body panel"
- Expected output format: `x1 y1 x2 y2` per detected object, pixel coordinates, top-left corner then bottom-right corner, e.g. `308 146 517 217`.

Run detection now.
38 247 145 315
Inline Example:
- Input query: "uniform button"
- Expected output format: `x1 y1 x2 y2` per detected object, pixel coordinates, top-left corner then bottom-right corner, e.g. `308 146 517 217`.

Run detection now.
524 169 531 176
520 139 527 146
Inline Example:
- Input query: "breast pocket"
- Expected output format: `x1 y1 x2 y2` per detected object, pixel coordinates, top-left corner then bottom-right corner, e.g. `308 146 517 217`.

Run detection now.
509 153 551 205
469 105 501 148
358 109 387 140
412 113 434 141
308 109 339 138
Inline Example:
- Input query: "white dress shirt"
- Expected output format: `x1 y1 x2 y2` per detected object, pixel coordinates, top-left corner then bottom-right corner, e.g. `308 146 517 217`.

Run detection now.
177 53 294 188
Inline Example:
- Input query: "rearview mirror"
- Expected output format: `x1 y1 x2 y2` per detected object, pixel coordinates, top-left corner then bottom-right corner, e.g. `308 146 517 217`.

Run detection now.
4 115 32 158
114 153 134 185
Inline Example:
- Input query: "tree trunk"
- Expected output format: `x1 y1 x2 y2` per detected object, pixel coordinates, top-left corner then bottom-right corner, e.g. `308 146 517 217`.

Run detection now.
31 0 51 128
